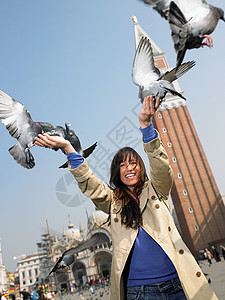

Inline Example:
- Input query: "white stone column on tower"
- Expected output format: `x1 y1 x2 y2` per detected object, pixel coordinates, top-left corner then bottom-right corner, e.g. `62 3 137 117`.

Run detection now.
0 238 7 292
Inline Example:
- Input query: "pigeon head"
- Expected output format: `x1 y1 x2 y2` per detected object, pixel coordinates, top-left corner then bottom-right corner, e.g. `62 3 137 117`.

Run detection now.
64 122 82 153
216 7 225 21
65 122 71 134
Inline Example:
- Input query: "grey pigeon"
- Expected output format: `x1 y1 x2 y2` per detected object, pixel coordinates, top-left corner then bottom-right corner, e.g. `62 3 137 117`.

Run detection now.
47 233 103 278
0 90 97 169
132 36 195 103
48 123 97 169
139 0 225 68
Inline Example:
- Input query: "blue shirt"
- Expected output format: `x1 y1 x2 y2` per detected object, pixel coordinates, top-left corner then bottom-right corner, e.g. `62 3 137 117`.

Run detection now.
127 227 177 286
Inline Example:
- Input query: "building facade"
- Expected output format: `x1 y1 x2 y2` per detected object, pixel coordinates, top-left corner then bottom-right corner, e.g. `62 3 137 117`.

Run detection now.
132 17 225 256
36 210 112 292
17 253 45 291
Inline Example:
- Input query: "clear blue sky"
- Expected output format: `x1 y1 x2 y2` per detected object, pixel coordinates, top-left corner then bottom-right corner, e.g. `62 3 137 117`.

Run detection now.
0 0 224 272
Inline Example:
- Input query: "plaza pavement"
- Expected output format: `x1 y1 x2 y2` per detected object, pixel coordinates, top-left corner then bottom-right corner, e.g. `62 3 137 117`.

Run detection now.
199 257 225 300
55 258 225 300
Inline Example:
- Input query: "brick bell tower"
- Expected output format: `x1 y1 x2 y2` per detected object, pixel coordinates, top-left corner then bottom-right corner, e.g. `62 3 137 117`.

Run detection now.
132 17 225 255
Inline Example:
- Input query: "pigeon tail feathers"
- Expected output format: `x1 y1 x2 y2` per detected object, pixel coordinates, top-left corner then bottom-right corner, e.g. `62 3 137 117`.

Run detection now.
9 142 35 169
164 86 186 100
58 142 97 169
83 142 98 158
58 161 69 169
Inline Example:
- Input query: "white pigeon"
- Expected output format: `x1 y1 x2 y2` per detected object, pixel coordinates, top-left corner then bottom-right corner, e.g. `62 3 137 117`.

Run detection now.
132 36 195 102
139 0 225 68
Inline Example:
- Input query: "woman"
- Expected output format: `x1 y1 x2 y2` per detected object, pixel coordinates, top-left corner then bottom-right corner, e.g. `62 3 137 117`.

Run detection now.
35 96 217 300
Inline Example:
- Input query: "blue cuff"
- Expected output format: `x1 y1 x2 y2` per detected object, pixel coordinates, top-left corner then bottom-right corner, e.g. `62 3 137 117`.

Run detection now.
139 123 158 143
66 152 84 169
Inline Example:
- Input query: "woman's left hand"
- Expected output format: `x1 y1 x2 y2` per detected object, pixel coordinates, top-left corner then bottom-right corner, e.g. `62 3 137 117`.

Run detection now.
139 95 160 128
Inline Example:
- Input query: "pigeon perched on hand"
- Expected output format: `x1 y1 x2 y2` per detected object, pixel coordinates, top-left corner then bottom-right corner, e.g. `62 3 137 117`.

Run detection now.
0 90 97 169
47 122 97 169
139 0 225 68
132 36 195 103
47 233 102 278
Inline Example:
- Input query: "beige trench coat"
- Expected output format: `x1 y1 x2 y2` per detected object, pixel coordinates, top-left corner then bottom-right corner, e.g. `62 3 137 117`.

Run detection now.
69 135 217 300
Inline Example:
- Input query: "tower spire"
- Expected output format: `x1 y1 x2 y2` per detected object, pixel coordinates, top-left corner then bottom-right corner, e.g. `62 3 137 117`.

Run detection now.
0 238 2 265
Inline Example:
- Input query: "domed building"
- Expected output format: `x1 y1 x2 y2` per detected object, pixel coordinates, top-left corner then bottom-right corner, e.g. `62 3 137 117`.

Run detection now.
88 209 110 231
37 210 112 292
66 220 82 241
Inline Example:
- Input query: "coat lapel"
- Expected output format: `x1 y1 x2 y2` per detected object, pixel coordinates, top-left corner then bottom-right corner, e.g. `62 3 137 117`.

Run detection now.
139 182 149 213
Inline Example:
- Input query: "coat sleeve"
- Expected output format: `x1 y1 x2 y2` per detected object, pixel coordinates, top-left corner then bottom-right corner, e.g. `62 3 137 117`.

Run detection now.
68 160 113 214
143 131 173 200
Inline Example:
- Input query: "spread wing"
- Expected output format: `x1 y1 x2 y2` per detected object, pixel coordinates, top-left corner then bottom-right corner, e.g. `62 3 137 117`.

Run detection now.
175 0 208 22
138 0 208 21
132 36 160 89
138 0 171 19
160 60 196 82
47 233 102 277
0 90 33 139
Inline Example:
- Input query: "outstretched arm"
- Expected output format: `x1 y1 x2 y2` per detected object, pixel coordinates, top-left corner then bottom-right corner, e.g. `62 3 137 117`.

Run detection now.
35 131 112 214
140 96 173 200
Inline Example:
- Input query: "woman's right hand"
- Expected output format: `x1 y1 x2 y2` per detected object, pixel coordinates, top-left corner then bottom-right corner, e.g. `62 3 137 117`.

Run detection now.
34 134 75 153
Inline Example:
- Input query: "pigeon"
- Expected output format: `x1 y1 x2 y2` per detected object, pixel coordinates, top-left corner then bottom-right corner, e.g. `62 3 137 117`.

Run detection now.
47 233 102 278
132 36 195 103
48 123 97 169
0 90 97 169
138 0 225 68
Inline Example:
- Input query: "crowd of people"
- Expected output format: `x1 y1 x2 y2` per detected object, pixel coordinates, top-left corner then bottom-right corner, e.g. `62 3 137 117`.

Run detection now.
204 245 225 265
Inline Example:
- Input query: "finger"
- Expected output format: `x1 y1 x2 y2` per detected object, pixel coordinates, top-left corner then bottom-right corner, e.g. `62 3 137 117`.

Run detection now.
143 95 153 112
34 139 49 148
35 135 54 148
148 95 156 114
154 97 161 110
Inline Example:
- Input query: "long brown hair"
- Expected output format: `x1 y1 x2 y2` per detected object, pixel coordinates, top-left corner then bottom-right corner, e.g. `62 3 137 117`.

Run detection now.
109 147 148 229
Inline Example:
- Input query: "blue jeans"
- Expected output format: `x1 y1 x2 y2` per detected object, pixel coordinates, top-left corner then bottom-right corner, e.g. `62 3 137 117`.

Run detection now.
127 277 187 300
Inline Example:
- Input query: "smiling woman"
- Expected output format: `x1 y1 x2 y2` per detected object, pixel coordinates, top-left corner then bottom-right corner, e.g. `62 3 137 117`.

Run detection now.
34 95 217 300
110 147 147 230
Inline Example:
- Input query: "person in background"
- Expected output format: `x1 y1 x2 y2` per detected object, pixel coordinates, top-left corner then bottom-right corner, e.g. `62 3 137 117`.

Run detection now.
211 246 221 262
30 290 38 300
35 95 218 300
20 289 31 300
205 248 213 266
219 245 225 260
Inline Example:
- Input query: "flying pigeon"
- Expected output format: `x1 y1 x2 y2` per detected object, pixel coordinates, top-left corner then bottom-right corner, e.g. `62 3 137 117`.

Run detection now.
132 36 195 103
0 90 97 169
47 233 102 278
139 0 225 68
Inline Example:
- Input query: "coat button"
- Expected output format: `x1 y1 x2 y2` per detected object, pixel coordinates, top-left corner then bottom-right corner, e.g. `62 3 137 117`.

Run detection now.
113 208 117 213
168 226 171 231
155 204 160 209
114 217 119 223
196 272 201 277
179 249 184 255
151 195 156 200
